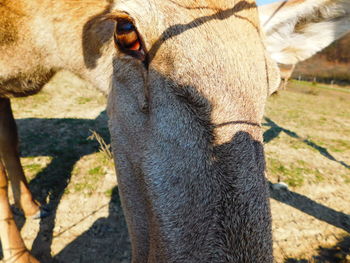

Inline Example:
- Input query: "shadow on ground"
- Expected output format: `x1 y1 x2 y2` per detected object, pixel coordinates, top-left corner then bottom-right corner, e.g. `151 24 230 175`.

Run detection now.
263 117 350 169
270 184 350 233
270 183 350 262
0 112 130 262
265 117 350 262
54 187 130 263
285 236 350 263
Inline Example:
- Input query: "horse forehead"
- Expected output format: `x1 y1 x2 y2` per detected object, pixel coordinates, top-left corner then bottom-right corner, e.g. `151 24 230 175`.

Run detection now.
114 0 257 16
156 0 258 9
113 0 262 62
116 0 232 7
157 0 239 9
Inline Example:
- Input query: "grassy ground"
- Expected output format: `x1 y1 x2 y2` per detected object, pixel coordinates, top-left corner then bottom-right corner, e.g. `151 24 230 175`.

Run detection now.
2 71 130 263
1 72 349 262
265 80 350 262
265 80 350 188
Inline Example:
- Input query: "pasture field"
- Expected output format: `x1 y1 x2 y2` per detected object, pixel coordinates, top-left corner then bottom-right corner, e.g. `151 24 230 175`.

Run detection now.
265 80 350 262
294 54 350 84
0 72 349 262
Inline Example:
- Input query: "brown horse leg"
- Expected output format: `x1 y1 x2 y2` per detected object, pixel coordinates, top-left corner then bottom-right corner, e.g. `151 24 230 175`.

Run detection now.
0 159 39 263
0 98 40 217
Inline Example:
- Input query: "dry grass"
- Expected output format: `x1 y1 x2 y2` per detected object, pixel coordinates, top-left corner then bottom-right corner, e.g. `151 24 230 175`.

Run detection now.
265 81 350 262
294 57 350 85
1 72 349 263
265 80 350 187
3 71 130 263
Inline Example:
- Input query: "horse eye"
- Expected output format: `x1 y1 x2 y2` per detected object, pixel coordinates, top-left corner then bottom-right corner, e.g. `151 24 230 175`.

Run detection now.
117 21 135 33
114 20 145 61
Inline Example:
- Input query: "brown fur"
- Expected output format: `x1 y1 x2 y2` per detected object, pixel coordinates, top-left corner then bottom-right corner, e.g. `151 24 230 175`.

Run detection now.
0 1 114 262
107 1 276 261
0 1 23 46
277 63 295 89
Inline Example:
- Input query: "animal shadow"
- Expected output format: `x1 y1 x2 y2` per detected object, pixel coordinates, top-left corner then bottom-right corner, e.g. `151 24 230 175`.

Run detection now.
0 111 130 262
54 187 130 263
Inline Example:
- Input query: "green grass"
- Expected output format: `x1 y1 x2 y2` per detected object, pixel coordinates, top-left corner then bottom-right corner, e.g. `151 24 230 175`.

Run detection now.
289 79 350 93
22 156 53 182
24 163 43 174
76 97 93 104
267 158 327 187
88 166 104 176
344 177 350 184
67 150 114 197
104 188 114 198
265 80 350 188
317 139 350 153
12 71 113 199
72 164 106 196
